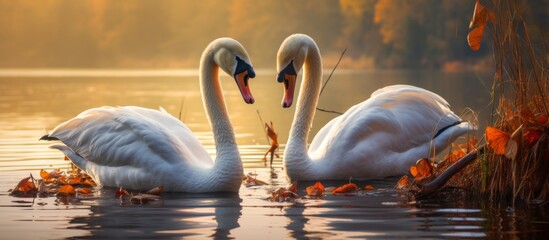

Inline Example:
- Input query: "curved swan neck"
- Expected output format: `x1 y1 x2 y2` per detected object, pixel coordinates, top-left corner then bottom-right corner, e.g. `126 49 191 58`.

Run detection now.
287 41 323 153
199 46 242 174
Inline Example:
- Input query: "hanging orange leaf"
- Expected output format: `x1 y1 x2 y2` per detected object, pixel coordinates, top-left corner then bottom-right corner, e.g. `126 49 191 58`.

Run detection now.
262 121 280 162
306 181 325 197
467 0 494 51
57 185 76 196
396 175 410 189
486 126 509 154
486 126 517 160
536 114 548 125
364 185 375 190
332 183 359 194
524 129 541 146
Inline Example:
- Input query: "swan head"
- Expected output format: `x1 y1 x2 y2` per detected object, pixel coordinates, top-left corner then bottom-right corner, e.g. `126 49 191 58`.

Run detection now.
211 38 256 104
276 34 310 108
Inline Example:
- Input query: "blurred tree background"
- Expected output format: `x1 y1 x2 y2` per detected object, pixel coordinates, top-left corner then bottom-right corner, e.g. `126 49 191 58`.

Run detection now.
0 0 547 69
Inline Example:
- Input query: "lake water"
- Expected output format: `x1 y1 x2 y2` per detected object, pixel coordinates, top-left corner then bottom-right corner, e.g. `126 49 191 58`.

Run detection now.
1 69 547 239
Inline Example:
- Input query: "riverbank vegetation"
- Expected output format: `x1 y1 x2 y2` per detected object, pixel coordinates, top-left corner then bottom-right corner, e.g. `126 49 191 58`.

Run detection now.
2 0 546 69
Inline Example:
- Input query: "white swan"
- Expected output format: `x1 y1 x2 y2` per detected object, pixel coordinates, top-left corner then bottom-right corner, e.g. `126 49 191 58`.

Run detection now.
276 34 474 181
41 38 256 192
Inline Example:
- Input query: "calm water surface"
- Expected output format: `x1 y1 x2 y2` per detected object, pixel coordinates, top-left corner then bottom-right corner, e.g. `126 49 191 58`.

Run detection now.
1 70 547 239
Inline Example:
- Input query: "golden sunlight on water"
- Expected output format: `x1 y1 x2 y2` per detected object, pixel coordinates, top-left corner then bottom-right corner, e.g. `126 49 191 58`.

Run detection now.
0 69 491 172
3 70 546 239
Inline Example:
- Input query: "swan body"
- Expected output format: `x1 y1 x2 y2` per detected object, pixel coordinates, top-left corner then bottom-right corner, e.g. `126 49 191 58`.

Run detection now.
276 34 475 181
42 38 256 192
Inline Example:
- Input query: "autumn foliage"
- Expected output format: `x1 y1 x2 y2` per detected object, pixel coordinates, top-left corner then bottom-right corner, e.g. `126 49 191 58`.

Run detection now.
467 0 495 51
306 181 325 198
9 164 96 199
332 183 359 195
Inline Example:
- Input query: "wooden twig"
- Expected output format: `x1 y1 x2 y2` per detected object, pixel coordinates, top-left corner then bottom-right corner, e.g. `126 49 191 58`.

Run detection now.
256 109 270 144
316 107 343 115
319 47 347 96
316 47 347 115
418 145 486 194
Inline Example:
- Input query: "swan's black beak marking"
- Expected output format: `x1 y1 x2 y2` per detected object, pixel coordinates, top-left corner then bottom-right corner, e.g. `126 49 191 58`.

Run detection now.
234 56 255 86
277 60 296 83
278 61 297 108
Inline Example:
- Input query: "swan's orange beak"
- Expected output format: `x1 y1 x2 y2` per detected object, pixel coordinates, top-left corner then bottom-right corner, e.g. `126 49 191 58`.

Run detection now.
277 60 297 108
279 73 296 108
235 70 254 104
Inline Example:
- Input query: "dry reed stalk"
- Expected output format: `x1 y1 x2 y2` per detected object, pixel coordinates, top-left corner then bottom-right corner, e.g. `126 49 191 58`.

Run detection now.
477 0 548 202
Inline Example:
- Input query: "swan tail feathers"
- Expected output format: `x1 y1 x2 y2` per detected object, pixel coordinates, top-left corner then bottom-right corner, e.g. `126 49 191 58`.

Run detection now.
40 134 59 141
49 144 89 171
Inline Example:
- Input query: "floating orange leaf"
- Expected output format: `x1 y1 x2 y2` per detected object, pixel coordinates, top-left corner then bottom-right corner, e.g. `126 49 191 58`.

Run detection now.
288 181 298 194
57 185 76 196
244 173 269 186
145 186 163 196
269 188 299 202
40 169 50 179
410 166 418 177
76 188 92 195
396 175 410 189
130 193 161 205
269 181 299 202
306 181 325 197
416 158 432 178
332 183 359 194
10 176 37 196
115 187 131 198
409 158 432 180
82 179 96 187
364 185 375 190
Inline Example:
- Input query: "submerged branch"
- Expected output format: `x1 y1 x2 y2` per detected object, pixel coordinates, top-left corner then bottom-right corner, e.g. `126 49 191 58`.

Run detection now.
418 145 486 195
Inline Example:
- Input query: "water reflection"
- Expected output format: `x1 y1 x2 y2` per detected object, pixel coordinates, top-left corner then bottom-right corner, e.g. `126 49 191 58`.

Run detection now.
68 191 242 239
